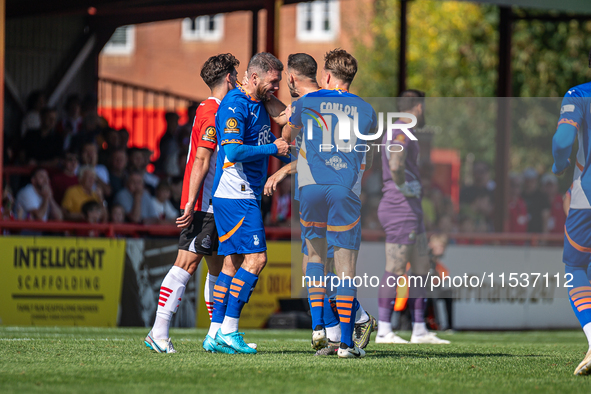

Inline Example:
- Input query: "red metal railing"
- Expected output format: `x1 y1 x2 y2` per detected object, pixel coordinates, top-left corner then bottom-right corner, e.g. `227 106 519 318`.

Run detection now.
0 220 564 246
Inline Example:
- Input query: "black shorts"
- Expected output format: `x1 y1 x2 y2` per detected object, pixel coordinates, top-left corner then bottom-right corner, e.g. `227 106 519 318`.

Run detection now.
178 211 219 256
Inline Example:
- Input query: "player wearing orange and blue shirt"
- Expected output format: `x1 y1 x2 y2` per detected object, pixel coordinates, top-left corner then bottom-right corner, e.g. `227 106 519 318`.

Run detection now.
552 80 591 375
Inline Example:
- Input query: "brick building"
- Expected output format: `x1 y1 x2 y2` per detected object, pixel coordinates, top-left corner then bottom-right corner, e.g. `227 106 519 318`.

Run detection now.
99 0 372 105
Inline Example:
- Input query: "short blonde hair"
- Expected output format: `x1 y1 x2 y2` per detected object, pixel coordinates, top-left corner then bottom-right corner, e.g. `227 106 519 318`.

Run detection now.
324 48 357 84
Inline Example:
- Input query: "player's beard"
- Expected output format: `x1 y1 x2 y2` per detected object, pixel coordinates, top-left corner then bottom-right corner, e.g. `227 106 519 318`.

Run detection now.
416 112 426 129
255 84 271 102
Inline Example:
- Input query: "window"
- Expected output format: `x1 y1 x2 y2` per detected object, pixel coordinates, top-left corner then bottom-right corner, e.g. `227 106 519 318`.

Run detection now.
296 0 339 42
182 15 224 41
102 25 135 55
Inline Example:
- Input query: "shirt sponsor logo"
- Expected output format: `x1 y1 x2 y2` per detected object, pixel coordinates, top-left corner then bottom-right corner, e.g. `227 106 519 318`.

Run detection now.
561 104 575 114
325 156 348 170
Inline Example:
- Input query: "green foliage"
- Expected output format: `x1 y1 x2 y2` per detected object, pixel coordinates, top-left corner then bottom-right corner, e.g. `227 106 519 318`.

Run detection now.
354 1 591 176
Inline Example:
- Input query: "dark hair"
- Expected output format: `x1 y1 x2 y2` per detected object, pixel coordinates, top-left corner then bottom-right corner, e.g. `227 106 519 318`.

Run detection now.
65 94 80 109
26 90 45 111
324 49 357 84
40 106 57 118
247 52 284 75
30 167 46 179
287 53 317 81
156 181 171 192
397 89 425 112
82 200 101 217
200 53 240 89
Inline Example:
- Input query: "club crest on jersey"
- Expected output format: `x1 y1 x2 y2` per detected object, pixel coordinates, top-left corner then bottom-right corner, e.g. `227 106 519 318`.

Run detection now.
325 156 348 170
201 235 212 249
225 117 240 133
202 126 216 142
253 235 260 246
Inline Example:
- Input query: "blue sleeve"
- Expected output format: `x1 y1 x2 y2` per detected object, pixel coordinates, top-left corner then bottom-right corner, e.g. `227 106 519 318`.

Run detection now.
274 153 295 164
288 98 303 129
552 89 583 174
217 101 247 145
225 142 278 163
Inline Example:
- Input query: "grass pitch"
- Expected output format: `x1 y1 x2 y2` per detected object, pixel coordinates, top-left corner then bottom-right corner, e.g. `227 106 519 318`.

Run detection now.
1 327 591 394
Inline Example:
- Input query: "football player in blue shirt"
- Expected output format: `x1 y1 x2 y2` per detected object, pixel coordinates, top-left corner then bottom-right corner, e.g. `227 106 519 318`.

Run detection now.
552 77 591 375
209 52 291 354
285 49 376 358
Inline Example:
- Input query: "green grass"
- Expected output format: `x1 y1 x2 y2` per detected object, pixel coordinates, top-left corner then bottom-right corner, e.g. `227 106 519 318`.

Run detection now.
1 327 591 394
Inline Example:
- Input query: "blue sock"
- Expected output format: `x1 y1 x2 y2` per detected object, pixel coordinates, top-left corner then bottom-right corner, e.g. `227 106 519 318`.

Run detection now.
225 268 258 319
336 282 357 348
211 272 233 324
326 272 338 298
306 262 326 329
324 294 340 328
566 265 591 328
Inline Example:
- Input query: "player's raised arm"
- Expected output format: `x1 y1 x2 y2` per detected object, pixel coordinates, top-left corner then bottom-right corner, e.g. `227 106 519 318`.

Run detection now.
552 89 582 176
265 95 288 127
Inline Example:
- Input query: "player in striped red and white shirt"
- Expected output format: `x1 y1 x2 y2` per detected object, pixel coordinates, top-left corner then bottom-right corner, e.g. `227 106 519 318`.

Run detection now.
145 54 239 354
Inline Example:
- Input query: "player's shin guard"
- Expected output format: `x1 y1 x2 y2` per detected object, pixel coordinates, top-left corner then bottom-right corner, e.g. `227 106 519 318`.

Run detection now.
153 266 191 339
566 265 591 348
221 268 258 334
307 262 326 329
336 281 357 348
326 272 338 298
208 272 232 338
204 272 218 320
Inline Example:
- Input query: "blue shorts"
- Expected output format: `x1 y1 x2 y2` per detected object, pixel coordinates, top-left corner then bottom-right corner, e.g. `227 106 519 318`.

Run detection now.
564 208 591 268
212 197 266 255
299 184 362 251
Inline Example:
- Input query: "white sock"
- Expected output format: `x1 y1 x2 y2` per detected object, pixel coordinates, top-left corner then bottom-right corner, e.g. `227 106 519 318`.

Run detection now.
220 316 239 334
204 273 218 320
355 303 369 324
377 320 392 337
326 324 341 342
207 322 222 338
152 266 191 339
584 322 591 349
412 322 428 337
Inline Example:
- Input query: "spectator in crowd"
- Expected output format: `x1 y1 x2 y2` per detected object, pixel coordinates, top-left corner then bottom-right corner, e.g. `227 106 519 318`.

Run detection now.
459 188 492 233
155 111 181 176
2 184 15 221
521 167 549 233
21 90 45 137
169 176 183 210
15 167 63 221
427 233 454 331
22 107 63 166
69 113 102 153
61 166 106 222
113 171 158 224
110 204 126 224
541 173 567 234
58 94 81 151
128 147 159 191
177 102 198 137
108 149 128 199
98 128 122 165
151 181 179 222
460 161 495 205
51 151 79 205
80 141 111 197
118 128 130 148
80 200 104 237
507 173 528 233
